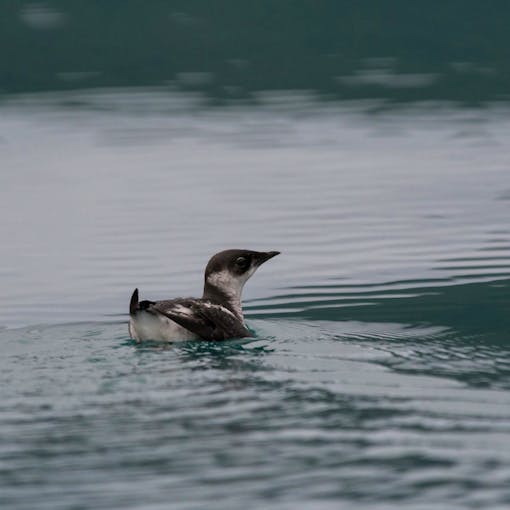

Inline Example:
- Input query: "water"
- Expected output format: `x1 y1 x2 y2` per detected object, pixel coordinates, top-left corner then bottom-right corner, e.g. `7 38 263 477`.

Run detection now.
3 2 510 105
2 3 510 507
1 92 510 509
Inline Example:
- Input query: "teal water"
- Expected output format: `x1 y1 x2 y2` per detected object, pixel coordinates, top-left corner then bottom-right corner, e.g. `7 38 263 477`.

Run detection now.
2 2 510 508
2 319 510 510
1 95 510 509
2 1 510 104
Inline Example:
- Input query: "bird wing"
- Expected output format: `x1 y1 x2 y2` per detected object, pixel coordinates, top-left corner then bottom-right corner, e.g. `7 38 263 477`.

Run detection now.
152 299 250 341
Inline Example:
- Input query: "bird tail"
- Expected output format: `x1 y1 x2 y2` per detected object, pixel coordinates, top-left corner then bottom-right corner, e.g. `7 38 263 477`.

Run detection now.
129 288 139 315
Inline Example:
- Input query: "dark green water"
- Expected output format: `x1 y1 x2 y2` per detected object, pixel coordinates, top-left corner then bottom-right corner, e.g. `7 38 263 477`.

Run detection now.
1 3 510 509
2 1 510 104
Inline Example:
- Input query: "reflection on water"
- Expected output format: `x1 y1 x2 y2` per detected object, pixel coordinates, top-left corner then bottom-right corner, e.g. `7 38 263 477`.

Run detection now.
1 91 510 509
2 2 510 104
1 91 509 332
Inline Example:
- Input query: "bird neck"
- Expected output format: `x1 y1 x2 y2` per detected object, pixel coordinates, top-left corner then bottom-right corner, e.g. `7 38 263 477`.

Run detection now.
203 280 244 322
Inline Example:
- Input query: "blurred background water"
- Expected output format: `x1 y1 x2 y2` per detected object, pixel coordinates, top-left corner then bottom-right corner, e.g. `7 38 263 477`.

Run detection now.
1 2 510 509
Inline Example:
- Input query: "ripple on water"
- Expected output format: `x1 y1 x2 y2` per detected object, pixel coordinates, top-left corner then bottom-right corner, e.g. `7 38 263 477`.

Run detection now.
1 319 510 509
1 96 510 508
1 99 510 327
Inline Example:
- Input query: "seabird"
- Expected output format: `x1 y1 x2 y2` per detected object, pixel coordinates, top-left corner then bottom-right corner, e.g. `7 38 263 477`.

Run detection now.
128 249 280 342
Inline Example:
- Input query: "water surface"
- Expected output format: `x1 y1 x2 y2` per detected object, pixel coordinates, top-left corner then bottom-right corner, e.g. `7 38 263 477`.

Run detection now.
1 93 510 509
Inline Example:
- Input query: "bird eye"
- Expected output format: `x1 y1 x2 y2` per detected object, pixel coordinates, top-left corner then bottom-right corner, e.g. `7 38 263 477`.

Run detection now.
235 256 249 268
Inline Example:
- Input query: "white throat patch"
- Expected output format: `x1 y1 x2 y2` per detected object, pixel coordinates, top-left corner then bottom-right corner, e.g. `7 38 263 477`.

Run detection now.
206 267 257 319
207 268 252 298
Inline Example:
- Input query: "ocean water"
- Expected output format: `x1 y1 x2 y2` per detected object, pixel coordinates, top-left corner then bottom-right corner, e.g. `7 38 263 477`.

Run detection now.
1 93 510 509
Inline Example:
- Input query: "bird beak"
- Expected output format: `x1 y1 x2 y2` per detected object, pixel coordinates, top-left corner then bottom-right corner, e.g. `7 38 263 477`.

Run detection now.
255 251 281 265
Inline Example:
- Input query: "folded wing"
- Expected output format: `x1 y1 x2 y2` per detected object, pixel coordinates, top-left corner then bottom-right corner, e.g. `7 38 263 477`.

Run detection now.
153 299 251 341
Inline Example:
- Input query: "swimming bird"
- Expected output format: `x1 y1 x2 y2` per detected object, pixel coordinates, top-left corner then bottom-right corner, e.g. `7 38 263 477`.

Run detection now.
128 249 280 342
